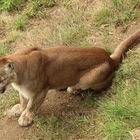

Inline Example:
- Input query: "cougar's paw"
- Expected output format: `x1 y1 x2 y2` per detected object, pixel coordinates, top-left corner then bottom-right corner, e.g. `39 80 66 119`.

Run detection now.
8 104 23 117
18 111 33 127
67 87 74 93
67 87 83 95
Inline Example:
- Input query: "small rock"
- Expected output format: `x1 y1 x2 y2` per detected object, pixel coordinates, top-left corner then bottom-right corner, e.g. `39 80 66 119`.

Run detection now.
130 128 140 140
108 32 114 35
100 24 109 29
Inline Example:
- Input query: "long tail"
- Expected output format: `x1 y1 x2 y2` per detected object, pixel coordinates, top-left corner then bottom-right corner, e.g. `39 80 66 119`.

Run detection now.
110 29 140 68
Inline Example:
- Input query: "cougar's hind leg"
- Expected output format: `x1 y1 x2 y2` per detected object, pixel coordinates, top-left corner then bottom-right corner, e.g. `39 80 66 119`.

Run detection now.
91 72 114 91
67 63 112 93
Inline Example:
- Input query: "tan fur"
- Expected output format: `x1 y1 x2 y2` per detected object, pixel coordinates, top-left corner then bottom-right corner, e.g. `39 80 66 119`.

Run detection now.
0 29 140 126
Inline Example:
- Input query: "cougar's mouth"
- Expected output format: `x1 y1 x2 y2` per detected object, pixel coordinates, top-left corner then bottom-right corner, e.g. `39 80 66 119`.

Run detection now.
0 87 6 94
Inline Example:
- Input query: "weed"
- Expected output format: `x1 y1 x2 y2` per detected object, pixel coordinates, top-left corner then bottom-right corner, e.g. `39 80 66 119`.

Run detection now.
35 115 62 140
12 15 28 30
5 30 21 43
94 7 111 26
2 0 56 31
0 0 22 11
94 0 139 27
73 115 91 129
0 43 9 56
103 120 131 140
105 47 114 54
80 91 97 107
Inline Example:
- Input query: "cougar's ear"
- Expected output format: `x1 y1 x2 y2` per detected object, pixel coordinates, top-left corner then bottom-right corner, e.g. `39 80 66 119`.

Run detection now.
4 61 14 73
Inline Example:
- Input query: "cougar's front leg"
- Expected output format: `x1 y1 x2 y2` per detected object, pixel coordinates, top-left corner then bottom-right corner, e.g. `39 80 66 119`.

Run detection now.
18 89 48 127
9 94 28 117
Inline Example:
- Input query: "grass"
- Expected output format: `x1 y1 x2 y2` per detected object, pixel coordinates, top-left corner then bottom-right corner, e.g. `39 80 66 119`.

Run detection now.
11 0 56 30
45 12 93 46
29 115 63 140
0 0 139 46
11 15 28 30
0 43 9 56
0 0 55 12
0 88 19 118
0 0 22 11
94 0 139 27
0 89 19 109
96 50 140 139
0 0 56 31
6 30 21 43
45 0 140 47
45 0 95 47
0 30 20 45
0 0 56 45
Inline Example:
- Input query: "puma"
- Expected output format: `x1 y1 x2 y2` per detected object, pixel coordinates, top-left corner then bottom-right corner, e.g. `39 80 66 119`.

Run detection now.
0 30 140 126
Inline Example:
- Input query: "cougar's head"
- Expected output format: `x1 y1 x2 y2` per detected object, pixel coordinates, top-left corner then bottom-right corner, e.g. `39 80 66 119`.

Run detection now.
0 58 17 94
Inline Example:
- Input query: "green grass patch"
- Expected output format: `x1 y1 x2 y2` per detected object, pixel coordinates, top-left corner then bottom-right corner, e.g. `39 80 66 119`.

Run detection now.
0 89 19 118
97 50 140 140
2 0 56 30
105 47 114 55
94 0 139 27
72 115 92 131
11 15 28 30
33 115 62 140
0 0 23 11
21 0 55 18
